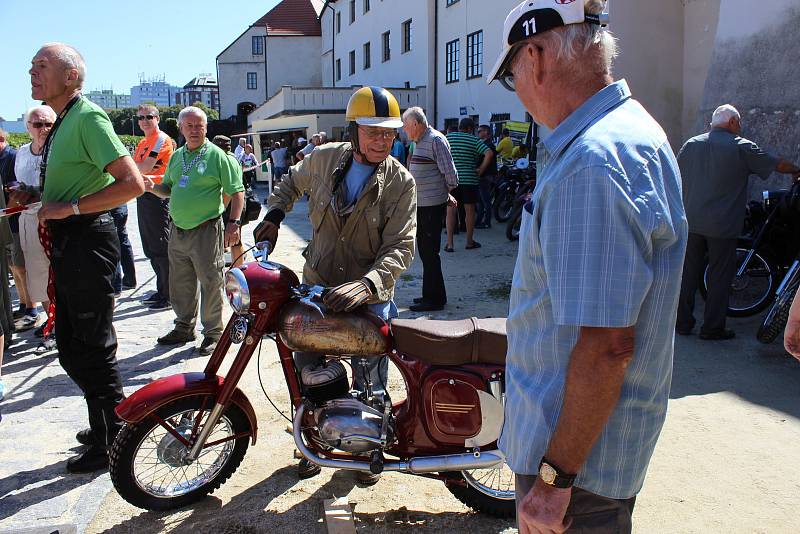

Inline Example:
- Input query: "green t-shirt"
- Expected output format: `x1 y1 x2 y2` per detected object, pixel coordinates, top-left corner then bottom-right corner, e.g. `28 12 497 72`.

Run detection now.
162 140 244 230
42 97 129 203
446 132 489 186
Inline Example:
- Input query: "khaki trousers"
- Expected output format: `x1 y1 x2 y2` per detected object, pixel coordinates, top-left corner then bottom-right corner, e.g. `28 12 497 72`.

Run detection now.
168 218 224 338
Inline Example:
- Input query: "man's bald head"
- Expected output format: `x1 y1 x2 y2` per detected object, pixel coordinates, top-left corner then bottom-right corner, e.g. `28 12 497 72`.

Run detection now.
38 42 86 89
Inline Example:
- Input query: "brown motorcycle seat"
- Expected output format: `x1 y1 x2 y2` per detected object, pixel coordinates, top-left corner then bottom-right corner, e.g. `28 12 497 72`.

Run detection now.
391 317 507 366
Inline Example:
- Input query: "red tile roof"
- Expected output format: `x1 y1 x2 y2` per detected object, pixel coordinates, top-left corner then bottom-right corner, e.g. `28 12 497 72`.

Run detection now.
254 0 322 37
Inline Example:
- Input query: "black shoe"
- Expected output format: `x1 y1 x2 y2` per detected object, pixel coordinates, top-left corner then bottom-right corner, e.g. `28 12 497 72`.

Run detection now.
157 330 196 345
76 428 101 446
410 301 445 312
197 336 219 356
298 458 322 479
66 445 108 473
699 329 736 341
356 471 381 486
34 323 46 338
465 241 482 250
148 300 172 311
35 335 57 354
122 280 137 290
675 327 693 336
413 297 424 304
142 292 162 305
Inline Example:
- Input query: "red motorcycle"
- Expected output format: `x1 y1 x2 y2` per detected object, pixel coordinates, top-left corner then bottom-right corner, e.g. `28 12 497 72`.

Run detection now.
108 243 514 517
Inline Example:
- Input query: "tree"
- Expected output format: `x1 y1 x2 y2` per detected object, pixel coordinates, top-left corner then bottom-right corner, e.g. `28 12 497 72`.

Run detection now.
107 102 219 136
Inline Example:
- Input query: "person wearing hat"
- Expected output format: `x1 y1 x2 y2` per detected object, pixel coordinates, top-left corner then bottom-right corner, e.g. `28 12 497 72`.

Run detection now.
254 86 416 484
487 1 688 532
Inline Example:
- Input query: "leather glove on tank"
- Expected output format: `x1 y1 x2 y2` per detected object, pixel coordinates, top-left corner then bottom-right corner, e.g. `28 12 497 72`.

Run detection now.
323 280 372 312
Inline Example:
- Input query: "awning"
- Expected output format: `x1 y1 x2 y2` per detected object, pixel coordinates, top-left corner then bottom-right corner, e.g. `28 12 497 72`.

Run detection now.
231 127 307 138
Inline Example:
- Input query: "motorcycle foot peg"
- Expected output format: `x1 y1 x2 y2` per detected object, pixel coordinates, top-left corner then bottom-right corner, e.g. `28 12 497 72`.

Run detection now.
369 451 384 475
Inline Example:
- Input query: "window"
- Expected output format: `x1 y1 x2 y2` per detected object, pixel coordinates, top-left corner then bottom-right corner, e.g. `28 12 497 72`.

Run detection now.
336 12 341 33
350 0 355 23
446 0 460 5
402 19 412 53
349 50 356 75
467 30 483 79
246 72 257 90
252 35 264 55
363 0 370 13
446 39 460 83
363 42 371 69
382 31 391 62
336 58 342 81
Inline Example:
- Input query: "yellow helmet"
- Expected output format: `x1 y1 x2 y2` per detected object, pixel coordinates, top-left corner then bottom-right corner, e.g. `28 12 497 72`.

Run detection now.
345 86 403 128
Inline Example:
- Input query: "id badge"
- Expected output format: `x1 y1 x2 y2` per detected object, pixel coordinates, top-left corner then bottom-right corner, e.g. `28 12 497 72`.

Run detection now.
178 175 189 188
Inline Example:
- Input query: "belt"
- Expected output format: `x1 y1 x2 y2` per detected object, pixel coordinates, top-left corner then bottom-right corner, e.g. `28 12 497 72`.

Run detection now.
48 211 111 227
175 216 220 233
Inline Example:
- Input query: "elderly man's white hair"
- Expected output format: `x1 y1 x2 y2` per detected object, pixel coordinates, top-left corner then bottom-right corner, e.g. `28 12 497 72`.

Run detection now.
24 105 56 123
40 42 87 89
711 104 741 128
178 106 207 125
402 106 429 127
514 0 617 78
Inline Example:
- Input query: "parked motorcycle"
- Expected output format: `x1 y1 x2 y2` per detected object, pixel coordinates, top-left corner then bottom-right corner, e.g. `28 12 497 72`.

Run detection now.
505 179 537 241
108 243 515 517
493 160 536 223
700 182 800 317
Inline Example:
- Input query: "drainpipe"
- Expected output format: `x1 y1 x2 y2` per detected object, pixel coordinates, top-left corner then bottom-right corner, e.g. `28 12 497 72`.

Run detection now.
263 29 270 106
433 0 439 129
331 7 336 87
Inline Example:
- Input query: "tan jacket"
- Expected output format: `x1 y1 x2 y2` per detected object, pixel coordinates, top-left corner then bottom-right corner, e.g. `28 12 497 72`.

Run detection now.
267 142 416 303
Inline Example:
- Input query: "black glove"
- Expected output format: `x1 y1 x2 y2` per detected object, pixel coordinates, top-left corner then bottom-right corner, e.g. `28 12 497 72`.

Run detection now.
323 281 372 312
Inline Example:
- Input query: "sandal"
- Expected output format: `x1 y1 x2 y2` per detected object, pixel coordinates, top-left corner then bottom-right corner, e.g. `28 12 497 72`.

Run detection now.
444 246 454 253
465 241 482 250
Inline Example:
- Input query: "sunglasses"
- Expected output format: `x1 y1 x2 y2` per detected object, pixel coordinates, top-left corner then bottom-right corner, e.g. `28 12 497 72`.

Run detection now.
29 121 54 129
137 115 157 121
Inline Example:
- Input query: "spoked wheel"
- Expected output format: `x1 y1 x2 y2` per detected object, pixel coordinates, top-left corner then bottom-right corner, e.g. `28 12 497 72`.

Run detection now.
493 189 516 223
757 281 800 344
506 206 523 241
702 248 775 317
444 462 516 518
109 395 251 510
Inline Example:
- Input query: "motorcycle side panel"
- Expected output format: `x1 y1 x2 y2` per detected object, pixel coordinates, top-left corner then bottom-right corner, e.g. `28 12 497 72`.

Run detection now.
115 372 259 444
423 370 484 445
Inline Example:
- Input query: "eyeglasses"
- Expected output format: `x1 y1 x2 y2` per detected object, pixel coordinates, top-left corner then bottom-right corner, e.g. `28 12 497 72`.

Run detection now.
137 115 157 121
29 121 54 129
359 126 395 141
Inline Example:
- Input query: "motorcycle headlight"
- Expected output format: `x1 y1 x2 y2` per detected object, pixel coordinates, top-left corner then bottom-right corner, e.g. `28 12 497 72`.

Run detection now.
225 268 250 314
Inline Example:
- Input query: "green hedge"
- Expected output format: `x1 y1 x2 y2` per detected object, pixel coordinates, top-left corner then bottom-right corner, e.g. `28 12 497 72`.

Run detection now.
7 132 143 154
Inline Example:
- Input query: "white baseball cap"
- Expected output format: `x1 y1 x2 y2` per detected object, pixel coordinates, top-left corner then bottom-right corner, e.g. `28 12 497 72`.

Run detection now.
297 137 307 143
486 0 609 90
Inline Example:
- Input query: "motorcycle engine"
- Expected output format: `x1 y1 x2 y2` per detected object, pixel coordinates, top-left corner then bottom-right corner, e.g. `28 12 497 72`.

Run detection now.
313 397 392 453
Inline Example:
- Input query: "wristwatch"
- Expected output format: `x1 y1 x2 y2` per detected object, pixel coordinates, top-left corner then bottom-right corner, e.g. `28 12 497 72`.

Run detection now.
229 219 241 227
71 198 80 216
538 458 576 488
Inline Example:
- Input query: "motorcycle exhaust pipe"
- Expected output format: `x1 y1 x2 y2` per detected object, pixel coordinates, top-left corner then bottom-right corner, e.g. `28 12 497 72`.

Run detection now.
293 404 506 473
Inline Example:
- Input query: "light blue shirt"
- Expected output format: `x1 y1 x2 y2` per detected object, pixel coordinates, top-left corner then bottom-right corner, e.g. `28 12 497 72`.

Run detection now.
501 80 688 499
344 159 375 205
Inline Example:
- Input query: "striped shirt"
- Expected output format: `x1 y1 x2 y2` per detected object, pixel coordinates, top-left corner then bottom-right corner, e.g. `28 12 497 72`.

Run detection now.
501 80 688 499
408 127 459 207
446 132 489 186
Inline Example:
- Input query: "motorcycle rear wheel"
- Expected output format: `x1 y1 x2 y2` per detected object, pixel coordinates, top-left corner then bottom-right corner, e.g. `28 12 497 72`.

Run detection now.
757 280 800 344
109 395 250 511
506 207 522 241
701 248 775 317
444 463 516 518
493 188 516 223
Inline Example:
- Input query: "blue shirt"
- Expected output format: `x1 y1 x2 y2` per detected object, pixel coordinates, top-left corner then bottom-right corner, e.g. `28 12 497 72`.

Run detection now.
501 80 688 499
344 159 375 206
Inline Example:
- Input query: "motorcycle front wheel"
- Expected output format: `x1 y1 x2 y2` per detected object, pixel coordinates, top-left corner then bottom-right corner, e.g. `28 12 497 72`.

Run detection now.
701 248 775 317
109 395 250 510
444 463 516 518
493 187 516 223
757 280 800 344
506 207 523 241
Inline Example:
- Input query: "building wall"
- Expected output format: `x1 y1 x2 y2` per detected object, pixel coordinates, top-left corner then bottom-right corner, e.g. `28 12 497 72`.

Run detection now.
218 26 269 119
436 0 529 132
265 35 322 99
699 0 800 196
322 0 432 93
130 81 182 108
681 0 721 141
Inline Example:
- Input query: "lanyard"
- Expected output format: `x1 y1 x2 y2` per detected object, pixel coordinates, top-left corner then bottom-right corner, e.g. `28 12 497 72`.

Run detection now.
181 142 208 177
39 94 81 191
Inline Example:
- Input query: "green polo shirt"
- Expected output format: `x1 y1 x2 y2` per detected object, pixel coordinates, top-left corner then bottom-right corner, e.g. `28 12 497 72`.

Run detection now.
42 97 129 203
162 140 244 230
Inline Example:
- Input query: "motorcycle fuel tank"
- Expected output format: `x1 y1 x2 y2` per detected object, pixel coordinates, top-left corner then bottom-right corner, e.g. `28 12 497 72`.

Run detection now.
278 300 391 356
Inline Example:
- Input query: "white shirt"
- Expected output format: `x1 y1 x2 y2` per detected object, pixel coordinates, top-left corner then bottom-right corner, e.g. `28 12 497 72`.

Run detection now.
12 143 43 214
234 144 245 162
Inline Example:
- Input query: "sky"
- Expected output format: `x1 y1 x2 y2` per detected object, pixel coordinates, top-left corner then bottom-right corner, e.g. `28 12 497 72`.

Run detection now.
0 0 282 120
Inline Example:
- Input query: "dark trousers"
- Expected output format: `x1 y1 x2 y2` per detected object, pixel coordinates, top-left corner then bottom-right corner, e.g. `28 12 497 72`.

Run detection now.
515 475 636 533
677 232 738 334
0 246 12 338
137 193 171 300
110 205 136 291
417 204 447 305
477 176 494 226
51 213 124 448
